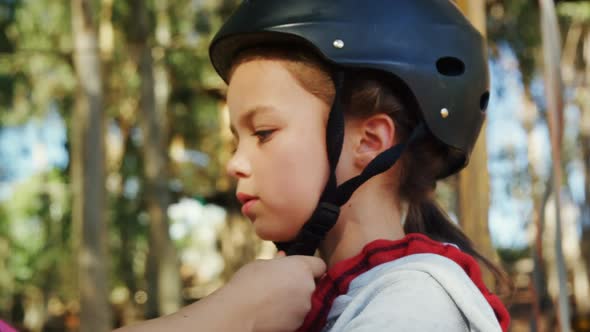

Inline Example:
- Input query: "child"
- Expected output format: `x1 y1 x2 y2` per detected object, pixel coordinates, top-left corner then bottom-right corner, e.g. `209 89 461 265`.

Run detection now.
209 0 511 331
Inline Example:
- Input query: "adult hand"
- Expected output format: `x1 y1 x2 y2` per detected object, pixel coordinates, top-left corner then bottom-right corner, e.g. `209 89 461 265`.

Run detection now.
226 251 326 332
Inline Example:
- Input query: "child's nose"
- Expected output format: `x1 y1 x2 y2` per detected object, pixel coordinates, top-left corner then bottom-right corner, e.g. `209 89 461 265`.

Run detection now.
226 151 251 178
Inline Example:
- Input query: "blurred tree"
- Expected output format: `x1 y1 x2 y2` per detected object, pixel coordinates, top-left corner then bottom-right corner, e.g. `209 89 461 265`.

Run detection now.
129 0 181 317
0 0 250 329
455 0 498 289
539 0 570 330
488 0 541 84
558 1 590 325
70 0 111 331
582 25 590 321
1 1 78 330
487 1 590 329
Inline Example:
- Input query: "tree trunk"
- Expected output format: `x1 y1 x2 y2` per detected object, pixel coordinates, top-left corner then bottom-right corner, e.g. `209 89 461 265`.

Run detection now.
455 0 498 288
70 0 111 331
538 0 570 330
582 131 590 315
533 174 553 331
579 29 590 319
525 90 551 330
132 0 181 317
563 20 590 322
99 0 114 61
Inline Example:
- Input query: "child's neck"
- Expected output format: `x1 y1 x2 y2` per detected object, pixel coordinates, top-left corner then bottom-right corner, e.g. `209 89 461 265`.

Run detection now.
319 179 406 269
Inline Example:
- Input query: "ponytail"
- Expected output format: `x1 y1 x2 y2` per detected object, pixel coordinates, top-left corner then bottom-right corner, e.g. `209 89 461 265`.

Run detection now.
405 200 510 293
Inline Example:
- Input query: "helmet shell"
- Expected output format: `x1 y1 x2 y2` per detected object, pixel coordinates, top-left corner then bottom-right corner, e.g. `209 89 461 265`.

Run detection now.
210 0 490 176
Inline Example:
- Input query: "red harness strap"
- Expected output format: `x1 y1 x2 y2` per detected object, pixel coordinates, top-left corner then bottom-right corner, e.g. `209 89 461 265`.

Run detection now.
297 233 510 332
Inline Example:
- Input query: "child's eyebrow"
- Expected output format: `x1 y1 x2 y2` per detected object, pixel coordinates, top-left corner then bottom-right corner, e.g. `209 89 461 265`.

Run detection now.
229 105 277 137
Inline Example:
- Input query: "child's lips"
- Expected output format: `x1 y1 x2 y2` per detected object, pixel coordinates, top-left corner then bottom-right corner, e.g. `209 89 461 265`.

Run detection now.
237 192 259 219
241 198 259 218
236 192 257 204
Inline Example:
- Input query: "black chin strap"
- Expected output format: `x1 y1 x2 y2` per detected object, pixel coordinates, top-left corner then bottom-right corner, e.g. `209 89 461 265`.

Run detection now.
276 71 427 256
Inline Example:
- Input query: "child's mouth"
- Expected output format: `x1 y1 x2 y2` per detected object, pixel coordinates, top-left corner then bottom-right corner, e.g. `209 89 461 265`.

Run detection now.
241 198 259 218
236 192 259 220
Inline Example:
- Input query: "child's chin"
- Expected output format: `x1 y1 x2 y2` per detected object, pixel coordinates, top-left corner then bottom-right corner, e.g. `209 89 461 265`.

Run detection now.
255 225 297 243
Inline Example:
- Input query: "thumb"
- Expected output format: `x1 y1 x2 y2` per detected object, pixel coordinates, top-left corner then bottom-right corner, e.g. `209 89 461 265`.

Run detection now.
297 256 327 278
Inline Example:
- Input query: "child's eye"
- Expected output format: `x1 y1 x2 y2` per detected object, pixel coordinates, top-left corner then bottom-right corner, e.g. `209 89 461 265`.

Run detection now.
253 129 275 143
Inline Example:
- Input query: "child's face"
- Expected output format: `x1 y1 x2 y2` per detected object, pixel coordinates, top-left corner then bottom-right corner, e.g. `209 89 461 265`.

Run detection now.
226 59 331 242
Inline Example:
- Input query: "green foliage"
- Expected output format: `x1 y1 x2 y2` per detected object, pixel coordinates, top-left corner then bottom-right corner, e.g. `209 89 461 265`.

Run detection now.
0 0 75 125
488 0 542 84
497 246 531 265
558 2 590 23
1 168 70 298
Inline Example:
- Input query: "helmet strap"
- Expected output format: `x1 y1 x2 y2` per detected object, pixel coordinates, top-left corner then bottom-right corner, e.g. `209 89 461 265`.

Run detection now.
275 71 427 256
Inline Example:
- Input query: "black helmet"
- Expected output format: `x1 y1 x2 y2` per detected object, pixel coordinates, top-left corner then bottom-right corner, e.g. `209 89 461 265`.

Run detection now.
210 0 489 256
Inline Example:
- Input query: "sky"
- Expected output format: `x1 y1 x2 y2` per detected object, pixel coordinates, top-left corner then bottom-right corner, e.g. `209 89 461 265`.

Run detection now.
0 104 68 199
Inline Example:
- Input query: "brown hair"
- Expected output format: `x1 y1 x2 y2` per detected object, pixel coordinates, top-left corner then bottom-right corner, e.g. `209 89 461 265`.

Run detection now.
229 46 509 291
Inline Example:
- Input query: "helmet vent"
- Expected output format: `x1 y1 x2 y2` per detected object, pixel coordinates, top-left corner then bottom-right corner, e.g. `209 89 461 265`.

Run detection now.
436 57 465 76
480 91 490 111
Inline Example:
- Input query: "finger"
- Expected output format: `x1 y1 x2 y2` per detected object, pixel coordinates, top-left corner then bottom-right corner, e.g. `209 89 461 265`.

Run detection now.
296 256 327 277
275 250 286 258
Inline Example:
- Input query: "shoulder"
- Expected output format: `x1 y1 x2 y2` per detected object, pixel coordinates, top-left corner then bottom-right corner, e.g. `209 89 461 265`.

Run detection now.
327 254 503 332
343 269 469 331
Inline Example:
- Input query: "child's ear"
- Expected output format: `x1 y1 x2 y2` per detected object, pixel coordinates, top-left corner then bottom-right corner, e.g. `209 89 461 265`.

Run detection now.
354 114 396 169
